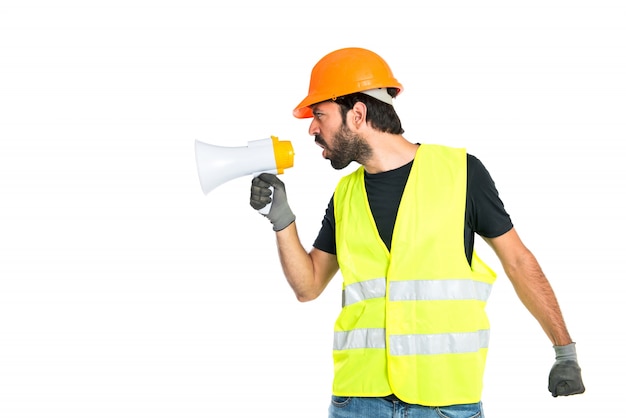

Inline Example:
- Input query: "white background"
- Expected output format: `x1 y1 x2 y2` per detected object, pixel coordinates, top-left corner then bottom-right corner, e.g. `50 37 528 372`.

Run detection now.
1 1 624 417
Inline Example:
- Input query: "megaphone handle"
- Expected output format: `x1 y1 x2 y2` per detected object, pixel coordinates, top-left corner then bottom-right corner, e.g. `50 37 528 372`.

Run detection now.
258 186 274 215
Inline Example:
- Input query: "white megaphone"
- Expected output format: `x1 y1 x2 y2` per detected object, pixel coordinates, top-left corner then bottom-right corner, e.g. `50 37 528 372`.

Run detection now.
195 136 295 213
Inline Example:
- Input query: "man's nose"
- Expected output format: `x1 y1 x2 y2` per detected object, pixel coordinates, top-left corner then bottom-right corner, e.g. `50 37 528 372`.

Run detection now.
308 119 320 136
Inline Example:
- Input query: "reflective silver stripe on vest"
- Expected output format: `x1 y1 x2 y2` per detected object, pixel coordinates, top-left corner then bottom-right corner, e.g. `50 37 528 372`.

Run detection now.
342 278 386 307
390 330 490 355
389 279 492 302
334 328 386 350
333 329 490 354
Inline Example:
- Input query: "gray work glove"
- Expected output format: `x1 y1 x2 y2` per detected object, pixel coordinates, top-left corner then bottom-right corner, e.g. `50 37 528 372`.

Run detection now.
548 342 585 397
250 173 295 231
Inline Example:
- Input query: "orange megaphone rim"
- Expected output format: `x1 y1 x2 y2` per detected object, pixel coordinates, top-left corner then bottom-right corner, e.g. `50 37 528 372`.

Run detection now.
271 135 294 174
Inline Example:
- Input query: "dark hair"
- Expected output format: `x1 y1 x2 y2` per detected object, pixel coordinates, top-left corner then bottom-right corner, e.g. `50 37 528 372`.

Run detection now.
333 88 404 134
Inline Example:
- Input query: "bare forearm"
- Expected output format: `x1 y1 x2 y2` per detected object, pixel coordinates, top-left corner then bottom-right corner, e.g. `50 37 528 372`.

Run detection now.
275 223 336 302
505 249 572 346
486 229 573 346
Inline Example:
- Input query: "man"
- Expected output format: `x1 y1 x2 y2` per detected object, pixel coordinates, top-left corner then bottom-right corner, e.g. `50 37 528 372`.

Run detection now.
250 47 585 417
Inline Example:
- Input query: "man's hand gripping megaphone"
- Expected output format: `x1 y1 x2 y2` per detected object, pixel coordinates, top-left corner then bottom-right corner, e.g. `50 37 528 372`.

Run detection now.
250 173 296 231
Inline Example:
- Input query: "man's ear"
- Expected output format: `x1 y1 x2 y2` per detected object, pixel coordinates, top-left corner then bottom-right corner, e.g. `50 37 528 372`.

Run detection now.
351 101 367 129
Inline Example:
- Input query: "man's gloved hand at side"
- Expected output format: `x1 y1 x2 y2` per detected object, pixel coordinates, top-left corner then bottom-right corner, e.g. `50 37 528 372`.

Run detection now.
548 342 586 397
250 173 295 231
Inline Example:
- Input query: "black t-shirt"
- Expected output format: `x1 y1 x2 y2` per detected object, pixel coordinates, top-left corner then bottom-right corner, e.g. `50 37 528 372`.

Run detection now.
312 154 514 264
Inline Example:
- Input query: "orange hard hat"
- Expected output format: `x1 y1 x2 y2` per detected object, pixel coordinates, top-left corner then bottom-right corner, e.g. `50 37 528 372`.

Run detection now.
293 47 403 119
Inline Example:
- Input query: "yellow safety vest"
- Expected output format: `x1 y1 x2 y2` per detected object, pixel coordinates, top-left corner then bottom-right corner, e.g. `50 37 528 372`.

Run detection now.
333 144 497 406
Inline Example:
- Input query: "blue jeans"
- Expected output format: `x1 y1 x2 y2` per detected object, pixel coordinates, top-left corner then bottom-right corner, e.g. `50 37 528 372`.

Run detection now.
329 396 484 418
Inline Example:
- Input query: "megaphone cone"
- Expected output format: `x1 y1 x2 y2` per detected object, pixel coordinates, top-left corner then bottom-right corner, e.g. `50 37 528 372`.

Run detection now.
195 136 294 195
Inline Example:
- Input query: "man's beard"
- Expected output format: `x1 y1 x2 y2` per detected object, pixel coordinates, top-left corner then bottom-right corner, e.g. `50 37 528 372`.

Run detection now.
316 124 372 170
